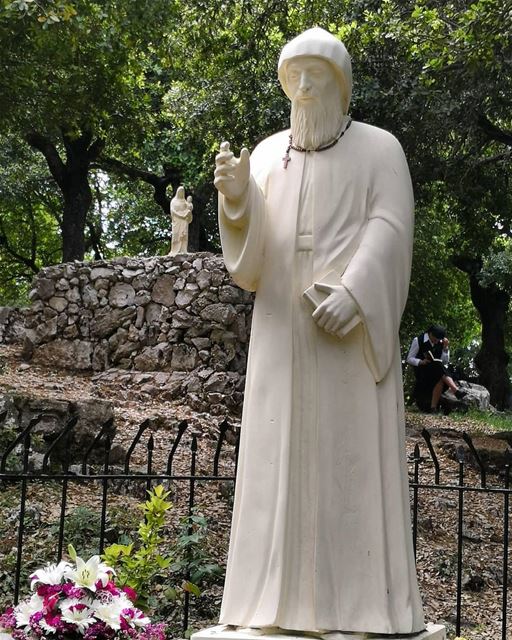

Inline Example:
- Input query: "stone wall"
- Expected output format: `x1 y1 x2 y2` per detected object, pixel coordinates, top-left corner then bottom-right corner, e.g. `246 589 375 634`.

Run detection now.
0 306 27 344
20 253 254 413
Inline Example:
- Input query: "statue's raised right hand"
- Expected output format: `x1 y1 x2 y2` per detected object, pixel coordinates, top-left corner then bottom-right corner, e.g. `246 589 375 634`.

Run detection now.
214 141 250 203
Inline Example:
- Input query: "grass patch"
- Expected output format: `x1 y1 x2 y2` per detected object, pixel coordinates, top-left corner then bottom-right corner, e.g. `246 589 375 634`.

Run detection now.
450 408 512 432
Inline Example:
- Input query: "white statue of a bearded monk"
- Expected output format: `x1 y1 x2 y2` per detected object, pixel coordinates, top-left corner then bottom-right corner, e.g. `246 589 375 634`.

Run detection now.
196 27 444 640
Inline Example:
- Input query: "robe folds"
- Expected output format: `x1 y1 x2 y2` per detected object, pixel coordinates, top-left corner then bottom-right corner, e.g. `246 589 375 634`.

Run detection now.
218 121 425 636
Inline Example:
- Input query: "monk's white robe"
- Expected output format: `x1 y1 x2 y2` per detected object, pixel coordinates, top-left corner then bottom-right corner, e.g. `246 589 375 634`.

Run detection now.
218 121 425 635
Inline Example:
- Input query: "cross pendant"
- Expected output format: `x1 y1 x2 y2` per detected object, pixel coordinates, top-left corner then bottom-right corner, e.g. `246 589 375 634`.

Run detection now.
282 152 291 169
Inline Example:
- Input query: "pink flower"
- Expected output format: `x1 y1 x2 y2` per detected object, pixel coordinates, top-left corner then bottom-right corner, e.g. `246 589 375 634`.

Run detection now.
139 623 167 640
0 608 16 631
83 621 114 640
28 610 43 633
42 593 60 613
120 608 150 629
99 581 119 596
62 583 85 599
43 611 61 629
36 584 61 599
121 587 137 603
120 616 131 632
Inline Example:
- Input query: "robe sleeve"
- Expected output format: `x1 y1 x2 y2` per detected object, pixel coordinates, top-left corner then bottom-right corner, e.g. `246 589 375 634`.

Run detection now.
341 133 414 383
218 173 266 292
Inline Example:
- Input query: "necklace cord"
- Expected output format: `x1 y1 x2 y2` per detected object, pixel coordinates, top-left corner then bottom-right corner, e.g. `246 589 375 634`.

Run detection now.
282 118 352 169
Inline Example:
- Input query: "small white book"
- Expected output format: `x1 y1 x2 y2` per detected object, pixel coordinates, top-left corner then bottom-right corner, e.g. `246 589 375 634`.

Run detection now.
303 270 361 338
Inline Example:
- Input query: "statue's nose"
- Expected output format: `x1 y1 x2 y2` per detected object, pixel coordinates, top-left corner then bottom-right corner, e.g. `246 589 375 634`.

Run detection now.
299 71 311 92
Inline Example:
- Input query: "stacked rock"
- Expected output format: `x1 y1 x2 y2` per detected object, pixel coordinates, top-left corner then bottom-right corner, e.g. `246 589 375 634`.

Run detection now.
21 253 254 413
0 307 27 344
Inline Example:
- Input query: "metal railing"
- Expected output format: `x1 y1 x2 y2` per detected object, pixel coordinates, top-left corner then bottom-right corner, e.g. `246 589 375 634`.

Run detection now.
411 428 511 640
0 417 510 639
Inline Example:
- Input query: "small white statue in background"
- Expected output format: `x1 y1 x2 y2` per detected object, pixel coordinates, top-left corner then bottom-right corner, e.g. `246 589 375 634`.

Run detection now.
169 186 193 256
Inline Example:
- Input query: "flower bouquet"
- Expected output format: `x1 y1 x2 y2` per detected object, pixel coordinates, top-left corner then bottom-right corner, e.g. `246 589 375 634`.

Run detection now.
0 547 167 640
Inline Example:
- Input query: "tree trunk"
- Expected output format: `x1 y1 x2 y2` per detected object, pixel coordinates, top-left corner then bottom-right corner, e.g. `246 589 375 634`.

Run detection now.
61 168 92 262
188 181 216 252
26 130 104 262
454 256 511 409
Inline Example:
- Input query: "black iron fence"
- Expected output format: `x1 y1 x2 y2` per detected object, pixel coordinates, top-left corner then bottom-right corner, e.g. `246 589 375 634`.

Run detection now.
0 416 511 639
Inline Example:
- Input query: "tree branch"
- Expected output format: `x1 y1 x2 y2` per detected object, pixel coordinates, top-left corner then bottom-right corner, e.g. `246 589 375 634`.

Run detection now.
451 255 482 276
87 137 105 162
27 200 37 265
96 156 182 213
0 220 39 273
86 219 103 260
478 115 512 146
25 132 66 187
97 156 166 185
473 150 512 166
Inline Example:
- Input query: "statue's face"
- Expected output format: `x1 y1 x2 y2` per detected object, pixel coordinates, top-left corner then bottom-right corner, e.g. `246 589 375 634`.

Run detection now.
285 56 339 106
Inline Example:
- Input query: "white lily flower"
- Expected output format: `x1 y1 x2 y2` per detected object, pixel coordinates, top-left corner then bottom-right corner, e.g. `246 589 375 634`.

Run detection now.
60 599 96 631
14 594 44 628
64 555 113 591
30 561 71 588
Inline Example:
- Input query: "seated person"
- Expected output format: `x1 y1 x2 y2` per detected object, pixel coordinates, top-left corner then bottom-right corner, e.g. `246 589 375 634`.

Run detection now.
407 324 466 412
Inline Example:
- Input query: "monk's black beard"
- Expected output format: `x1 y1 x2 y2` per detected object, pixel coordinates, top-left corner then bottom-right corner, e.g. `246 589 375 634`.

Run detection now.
290 98 345 150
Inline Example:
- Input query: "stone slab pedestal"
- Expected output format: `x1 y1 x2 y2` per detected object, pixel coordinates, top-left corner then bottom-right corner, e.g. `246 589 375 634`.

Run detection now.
192 623 446 640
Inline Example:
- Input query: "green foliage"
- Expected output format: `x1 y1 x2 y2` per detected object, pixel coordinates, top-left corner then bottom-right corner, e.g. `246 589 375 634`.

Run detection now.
450 339 481 380
0 0 173 142
0 136 62 303
52 506 101 558
402 189 479 349
95 174 171 259
0 424 18 469
479 244 512 292
3 0 77 25
170 510 222 592
102 485 173 609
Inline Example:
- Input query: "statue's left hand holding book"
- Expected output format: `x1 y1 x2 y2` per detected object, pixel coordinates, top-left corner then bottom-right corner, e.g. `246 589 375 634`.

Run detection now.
303 269 361 339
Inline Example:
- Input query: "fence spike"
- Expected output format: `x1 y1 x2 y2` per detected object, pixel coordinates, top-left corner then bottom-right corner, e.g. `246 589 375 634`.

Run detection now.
1 414 42 473
22 433 31 472
124 418 151 473
103 436 111 472
81 417 114 474
166 420 188 475
462 432 487 487
421 428 440 484
213 419 230 475
42 415 79 473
